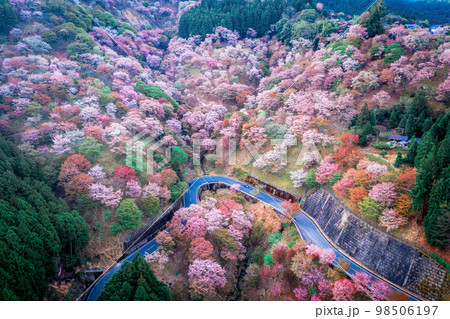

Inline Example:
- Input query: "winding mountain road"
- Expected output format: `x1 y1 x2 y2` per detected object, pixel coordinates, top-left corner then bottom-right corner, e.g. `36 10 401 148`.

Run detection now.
86 175 420 301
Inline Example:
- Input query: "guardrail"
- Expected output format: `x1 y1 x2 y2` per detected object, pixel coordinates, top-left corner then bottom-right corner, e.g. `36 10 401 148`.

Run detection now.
77 188 189 301
123 190 188 251
245 173 300 202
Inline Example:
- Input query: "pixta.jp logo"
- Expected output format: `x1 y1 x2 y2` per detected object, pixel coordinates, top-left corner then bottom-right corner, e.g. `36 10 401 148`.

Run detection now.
125 131 171 175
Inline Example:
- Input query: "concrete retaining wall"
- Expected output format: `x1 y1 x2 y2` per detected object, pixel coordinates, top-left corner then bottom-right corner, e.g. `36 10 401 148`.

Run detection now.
303 189 449 300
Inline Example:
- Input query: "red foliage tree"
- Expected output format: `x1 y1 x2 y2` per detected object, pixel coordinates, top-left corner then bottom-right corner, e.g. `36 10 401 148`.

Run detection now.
64 173 94 200
114 165 137 184
272 245 287 265
280 200 300 218
85 126 104 142
96 114 111 127
159 168 178 187
349 187 368 209
189 237 214 261
333 177 355 198
340 133 359 148
396 167 417 190
61 154 91 174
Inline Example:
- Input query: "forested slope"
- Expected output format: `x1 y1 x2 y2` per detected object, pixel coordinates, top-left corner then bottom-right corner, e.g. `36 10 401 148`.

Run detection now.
0 134 89 300
320 0 450 24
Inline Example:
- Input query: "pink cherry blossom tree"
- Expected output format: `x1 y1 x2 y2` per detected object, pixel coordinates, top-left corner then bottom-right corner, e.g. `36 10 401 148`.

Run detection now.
88 164 106 180
353 271 371 293
188 259 226 296
379 208 407 231
436 77 450 102
126 180 142 198
371 90 390 108
52 134 73 154
184 216 207 240
290 169 308 188
332 278 356 301
369 279 392 301
333 177 355 198
369 182 397 206
316 161 340 184
366 163 388 178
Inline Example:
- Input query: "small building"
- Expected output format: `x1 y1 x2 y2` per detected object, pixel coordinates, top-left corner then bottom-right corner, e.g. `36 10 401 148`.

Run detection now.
387 134 409 142
405 24 419 30
407 137 421 144
430 25 443 34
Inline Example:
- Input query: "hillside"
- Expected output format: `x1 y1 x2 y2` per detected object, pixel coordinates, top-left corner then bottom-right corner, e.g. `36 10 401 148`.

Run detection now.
320 0 450 24
0 0 449 301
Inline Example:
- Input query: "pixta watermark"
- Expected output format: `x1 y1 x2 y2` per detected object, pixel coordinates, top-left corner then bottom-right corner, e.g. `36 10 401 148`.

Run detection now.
126 132 322 175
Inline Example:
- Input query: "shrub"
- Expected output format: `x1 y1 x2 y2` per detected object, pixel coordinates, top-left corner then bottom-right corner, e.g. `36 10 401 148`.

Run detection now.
305 169 318 187
136 81 179 111
372 142 391 149
268 232 282 245
141 196 160 218
103 210 113 219
264 254 274 266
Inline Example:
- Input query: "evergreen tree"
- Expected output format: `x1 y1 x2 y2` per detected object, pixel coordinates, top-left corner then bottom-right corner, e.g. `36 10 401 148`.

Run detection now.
365 0 386 38
416 110 428 136
398 115 407 129
359 122 373 147
421 117 433 134
0 0 18 34
178 0 287 39
52 211 90 270
404 135 418 165
98 254 172 301
389 108 398 129
414 131 436 168
424 174 450 249
305 169 318 187
435 133 450 176
394 151 403 167
405 115 416 138
410 146 437 212
170 146 188 174
116 199 143 230
357 103 371 128
141 196 160 218
409 89 428 118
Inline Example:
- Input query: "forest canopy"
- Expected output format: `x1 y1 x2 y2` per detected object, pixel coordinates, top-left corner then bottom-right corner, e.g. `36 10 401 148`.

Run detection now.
178 0 292 38
320 0 450 24
97 253 172 301
0 134 89 300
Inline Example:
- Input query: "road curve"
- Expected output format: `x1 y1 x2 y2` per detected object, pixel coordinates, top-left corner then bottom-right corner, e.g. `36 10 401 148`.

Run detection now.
86 175 420 301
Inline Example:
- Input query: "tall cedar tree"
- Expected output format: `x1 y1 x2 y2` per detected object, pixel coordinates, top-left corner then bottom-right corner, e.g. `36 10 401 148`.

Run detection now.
98 253 172 301
364 0 386 38
424 173 450 249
